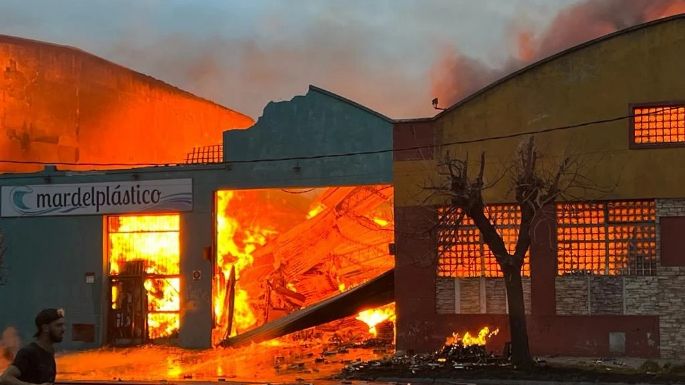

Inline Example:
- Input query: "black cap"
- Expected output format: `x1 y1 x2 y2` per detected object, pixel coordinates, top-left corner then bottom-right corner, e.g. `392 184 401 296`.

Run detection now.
34 308 64 337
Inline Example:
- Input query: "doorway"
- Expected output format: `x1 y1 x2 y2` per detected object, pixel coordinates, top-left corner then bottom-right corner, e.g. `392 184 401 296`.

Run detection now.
106 214 181 345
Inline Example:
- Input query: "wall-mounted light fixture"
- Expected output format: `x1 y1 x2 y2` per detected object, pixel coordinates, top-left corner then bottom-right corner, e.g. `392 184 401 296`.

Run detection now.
432 97 446 111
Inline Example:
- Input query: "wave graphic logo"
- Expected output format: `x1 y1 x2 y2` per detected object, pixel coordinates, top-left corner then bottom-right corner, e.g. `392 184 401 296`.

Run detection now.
10 186 62 216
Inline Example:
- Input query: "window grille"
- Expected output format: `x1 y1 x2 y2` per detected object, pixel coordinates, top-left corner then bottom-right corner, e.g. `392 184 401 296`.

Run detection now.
107 214 180 275
437 205 530 278
556 200 656 276
184 144 223 164
633 105 685 145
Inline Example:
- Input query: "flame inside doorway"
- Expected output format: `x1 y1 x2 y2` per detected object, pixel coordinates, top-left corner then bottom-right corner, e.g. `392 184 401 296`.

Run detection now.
107 214 181 341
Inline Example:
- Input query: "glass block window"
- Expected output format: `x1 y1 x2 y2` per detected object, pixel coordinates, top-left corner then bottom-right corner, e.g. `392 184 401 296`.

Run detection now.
556 200 656 276
437 205 530 278
633 105 685 145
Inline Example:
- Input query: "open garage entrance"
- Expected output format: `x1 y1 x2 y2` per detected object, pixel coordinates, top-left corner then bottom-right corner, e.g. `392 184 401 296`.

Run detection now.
212 185 395 345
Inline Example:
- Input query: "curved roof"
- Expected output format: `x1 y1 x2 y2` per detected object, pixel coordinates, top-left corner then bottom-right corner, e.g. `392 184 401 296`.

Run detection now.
0 34 250 118
431 13 685 121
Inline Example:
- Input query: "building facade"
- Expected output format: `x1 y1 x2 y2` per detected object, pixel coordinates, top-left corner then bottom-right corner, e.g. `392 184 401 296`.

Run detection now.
0 34 253 173
0 86 393 350
394 15 685 358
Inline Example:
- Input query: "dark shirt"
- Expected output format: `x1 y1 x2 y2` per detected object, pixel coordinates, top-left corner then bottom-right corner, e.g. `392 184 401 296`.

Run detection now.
11 342 56 384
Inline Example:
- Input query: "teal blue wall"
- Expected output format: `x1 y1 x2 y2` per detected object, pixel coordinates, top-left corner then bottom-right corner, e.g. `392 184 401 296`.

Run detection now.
0 86 393 350
224 86 393 186
0 215 103 350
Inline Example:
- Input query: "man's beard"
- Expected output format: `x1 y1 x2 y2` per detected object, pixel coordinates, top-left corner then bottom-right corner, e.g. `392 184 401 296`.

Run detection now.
49 330 63 343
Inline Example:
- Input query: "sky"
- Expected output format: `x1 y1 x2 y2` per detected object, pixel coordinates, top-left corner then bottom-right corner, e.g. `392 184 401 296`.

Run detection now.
0 0 683 119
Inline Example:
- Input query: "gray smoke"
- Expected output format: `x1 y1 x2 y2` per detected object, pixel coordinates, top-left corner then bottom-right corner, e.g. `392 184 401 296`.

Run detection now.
431 0 685 107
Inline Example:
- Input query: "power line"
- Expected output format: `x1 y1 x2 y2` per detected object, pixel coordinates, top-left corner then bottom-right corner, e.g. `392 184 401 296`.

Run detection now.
0 106 680 168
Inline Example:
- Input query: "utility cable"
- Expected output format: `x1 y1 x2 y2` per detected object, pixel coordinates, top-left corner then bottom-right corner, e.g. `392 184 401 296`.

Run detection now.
0 106 680 167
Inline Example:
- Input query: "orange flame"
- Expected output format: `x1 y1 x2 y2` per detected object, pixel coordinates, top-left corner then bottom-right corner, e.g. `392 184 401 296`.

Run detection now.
108 214 181 339
144 278 180 311
111 286 119 309
445 326 500 346
306 203 326 219
355 304 396 337
214 191 275 338
108 215 180 275
148 314 180 340
373 217 389 227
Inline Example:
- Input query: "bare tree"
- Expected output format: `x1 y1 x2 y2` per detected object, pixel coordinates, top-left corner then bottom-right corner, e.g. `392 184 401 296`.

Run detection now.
428 136 575 368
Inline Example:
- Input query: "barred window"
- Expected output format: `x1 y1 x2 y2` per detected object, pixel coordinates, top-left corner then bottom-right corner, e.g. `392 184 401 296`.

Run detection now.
632 105 685 145
556 200 656 276
437 205 530 278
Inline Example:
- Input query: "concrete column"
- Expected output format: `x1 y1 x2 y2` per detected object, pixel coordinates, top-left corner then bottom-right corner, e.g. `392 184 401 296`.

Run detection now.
530 204 557 315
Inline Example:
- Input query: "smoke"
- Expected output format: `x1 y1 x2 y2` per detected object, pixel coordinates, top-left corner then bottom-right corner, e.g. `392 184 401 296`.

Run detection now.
0 327 21 366
431 0 685 107
429 46 502 109
525 0 685 60
105 34 427 119
93 2 438 120
0 1 683 119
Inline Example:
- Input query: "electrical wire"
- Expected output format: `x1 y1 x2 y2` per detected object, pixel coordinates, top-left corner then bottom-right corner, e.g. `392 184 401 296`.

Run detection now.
0 106 680 167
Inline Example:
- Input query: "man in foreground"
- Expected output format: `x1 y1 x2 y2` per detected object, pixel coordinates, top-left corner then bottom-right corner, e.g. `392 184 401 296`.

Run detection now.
0 309 65 385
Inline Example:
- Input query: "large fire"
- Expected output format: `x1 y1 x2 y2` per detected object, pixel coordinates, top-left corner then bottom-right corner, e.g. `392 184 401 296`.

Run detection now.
108 214 181 340
214 191 276 340
445 326 500 347
213 185 394 345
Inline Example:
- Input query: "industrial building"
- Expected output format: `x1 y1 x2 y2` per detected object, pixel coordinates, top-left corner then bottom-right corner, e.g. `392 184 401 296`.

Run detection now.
1 14 684 360
0 86 394 350
394 14 685 359
0 34 253 173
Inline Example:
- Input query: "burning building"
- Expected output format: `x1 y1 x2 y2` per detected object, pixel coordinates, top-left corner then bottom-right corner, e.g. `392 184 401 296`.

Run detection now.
2 14 685 367
394 14 685 359
0 34 253 173
0 85 395 351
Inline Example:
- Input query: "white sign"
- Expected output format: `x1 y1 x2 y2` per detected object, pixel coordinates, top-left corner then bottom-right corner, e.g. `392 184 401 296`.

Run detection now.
1 179 192 217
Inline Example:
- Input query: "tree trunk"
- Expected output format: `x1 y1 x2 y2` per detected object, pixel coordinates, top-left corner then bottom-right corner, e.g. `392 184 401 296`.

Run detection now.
503 266 533 369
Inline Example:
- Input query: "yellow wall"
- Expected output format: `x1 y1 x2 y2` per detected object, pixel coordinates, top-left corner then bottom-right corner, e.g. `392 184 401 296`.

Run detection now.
397 17 685 207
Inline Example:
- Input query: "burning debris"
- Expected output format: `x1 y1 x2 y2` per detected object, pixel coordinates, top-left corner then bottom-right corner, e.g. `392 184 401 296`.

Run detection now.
0 317 394 382
100 183 394 348
218 272 394 347
212 185 394 344
356 304 396 338
342 326 509 377
445 326 499 347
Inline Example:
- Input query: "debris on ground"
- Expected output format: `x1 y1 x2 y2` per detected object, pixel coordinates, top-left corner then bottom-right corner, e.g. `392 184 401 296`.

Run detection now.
338 339 685 384
342 338 509 377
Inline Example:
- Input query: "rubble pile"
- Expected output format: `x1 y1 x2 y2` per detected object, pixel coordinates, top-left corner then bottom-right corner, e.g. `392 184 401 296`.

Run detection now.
342 339 510 378
269 326 394 378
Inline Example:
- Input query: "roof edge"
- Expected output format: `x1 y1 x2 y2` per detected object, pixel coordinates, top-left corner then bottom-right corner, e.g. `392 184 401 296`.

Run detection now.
308 85 395 123
0 34 252 121
433 13 685 120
